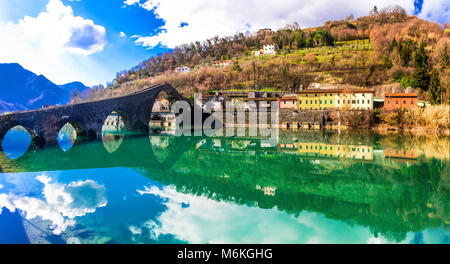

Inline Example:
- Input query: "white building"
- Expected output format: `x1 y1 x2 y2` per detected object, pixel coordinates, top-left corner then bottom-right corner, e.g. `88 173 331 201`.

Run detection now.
152 98 171 112
263 44 276 55
334 90 374 110
175 65 192 73
213 60 233 68
254 44 276 57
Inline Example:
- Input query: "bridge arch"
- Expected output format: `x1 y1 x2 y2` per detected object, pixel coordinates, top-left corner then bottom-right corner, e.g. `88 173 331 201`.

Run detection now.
0 83 190 148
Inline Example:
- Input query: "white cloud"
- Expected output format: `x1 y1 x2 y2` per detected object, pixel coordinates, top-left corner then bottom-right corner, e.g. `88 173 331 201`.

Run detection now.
120 31 127 38
126 0 418 49
0 0 108 85
0 174 107 235
417 0 450 25
124 0 141 6
135 185 383 243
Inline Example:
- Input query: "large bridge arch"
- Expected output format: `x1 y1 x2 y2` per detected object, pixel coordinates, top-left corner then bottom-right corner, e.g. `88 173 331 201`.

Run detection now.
0 83 189 148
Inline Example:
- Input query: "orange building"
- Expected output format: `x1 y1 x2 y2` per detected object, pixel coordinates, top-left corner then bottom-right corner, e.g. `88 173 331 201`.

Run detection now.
384 93 418 110
277 97 297 109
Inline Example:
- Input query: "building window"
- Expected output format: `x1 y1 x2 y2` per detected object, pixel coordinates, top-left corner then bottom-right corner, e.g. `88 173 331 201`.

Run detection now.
338 100 340 104
352 100 355 104
320 100 322 104
299 100 302 104
315 100 317 104
388 100 391 104
411 100 413 104
330 100 332 104
396 100 398 104
305 101 308 104
315 94 317 97
403 100 406 104
310 100 312 104
324 100 327 104
368 100 370 104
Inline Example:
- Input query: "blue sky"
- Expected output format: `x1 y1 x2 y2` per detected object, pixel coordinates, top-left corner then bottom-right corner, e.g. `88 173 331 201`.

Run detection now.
0 0 447 86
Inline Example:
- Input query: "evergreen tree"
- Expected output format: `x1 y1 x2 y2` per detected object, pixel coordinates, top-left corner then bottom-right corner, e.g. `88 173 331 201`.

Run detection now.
412 41 430 90
389 38 397 52
428 69 442 104
398 40 413 67
295 30 304 49
382 54 393 69
440 42 449 71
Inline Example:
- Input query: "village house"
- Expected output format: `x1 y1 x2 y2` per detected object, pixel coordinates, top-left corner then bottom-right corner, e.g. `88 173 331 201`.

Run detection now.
384 93 418 110
243 97 278 110
263 44 276 55
277 97 297 109
254 44 277 56
297 89 374 110
152 98 171 112
212 60 234 68
256 28 274 40
174 65 192 73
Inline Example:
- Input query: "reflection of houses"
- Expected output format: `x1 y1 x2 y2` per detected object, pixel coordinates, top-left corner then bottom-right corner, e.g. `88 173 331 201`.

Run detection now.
384 93 418 110
149 136 171 148
278 142 374 161
256 185 277 196
175 65 191 73
297 89 374 110
384 148 418 161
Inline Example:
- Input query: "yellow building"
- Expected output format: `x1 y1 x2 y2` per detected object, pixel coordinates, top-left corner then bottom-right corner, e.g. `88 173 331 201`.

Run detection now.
297 89 374 110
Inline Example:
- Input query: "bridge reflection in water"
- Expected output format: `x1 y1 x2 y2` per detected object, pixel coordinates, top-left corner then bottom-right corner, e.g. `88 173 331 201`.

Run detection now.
0 129 448 243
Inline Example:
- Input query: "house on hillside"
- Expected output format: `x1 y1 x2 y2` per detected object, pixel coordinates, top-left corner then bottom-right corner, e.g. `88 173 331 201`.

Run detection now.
254 44 277 56
257 28 274 40
263 44 276 55
175 65 191 73
212 60 234 68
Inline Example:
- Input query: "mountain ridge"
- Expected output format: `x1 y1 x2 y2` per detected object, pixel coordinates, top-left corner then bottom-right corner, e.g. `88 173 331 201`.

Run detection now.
0 63 89 113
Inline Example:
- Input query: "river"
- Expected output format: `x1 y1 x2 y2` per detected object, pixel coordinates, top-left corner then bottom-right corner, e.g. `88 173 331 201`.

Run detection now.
0 128 448 244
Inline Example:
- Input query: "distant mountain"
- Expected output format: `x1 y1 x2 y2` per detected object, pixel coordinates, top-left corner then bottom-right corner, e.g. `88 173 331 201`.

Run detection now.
59 81 89 94
0 99 27 113
0 63 88 113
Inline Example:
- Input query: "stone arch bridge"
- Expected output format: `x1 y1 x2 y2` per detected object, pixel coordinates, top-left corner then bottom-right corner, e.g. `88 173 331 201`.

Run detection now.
0 83 189 148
